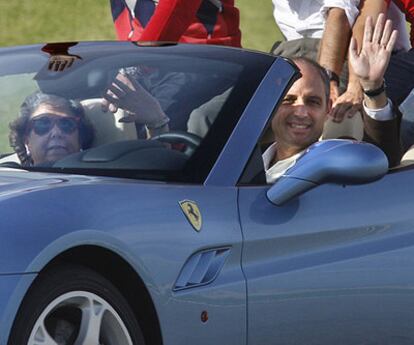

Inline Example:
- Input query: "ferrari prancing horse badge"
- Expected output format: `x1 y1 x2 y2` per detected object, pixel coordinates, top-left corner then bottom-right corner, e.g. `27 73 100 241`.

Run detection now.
179 200 202 232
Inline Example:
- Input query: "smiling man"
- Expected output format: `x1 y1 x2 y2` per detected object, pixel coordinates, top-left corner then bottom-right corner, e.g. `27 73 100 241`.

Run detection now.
263 57 334 183
269 58 329 161
264 15 402 183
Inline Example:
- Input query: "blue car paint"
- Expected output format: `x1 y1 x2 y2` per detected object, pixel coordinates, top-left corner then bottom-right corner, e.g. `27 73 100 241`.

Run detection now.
0 41 408 345
0 42 288 344
267 139 389 205
239 169 414 344
0 173 247 344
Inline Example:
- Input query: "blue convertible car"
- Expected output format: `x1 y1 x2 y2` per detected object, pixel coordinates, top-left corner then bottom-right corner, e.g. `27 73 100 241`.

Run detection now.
0 42 412 345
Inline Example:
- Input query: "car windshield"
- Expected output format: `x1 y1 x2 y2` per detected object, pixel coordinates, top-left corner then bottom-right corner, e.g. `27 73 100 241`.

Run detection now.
0 42 274 183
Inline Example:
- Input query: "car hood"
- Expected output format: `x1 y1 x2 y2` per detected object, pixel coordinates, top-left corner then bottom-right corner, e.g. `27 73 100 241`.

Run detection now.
0 169 73 198
0 168 165 274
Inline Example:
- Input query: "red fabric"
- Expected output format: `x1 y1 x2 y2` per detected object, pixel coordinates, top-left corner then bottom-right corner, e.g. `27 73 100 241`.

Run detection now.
112 0 241 47
113 8 137 40
140 0 203 42
392 0 414 46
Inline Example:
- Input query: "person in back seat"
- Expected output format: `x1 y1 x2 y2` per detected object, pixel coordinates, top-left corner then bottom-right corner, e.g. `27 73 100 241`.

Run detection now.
9 92 94 166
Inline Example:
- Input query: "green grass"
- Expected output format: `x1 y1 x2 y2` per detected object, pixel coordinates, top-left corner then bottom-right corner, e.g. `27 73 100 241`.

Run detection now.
0 0 283 52
0 0 116 46
238 0 282 52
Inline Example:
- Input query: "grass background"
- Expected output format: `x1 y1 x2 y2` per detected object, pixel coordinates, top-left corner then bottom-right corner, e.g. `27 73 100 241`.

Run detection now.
0 0 283 52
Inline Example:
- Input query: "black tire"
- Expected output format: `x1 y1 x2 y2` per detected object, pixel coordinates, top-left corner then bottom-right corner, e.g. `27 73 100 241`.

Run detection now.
8 264 145 345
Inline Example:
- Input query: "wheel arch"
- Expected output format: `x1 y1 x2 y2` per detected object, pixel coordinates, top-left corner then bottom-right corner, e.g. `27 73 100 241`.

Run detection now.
41 245 163 345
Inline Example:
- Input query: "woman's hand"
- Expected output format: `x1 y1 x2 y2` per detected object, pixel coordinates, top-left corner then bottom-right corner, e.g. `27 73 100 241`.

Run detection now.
102 72 168 128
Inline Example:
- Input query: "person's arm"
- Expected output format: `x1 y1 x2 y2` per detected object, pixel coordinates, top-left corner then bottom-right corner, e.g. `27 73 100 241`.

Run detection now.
333 0 389 120
349 13 401 165
318 7 352 103
140 0 203 42
102 73 170 137
318 1 364 123
349 0 389 90
350 14 395 108
362 106 401 166
352 0 389 51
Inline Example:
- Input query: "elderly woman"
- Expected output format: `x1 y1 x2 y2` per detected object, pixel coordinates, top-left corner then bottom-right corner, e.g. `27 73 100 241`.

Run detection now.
9 92 94 166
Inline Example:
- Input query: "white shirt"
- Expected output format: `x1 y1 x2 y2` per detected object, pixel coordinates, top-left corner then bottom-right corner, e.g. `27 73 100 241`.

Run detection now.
264 100 394 184
263 143 305 183
272 0 360 40
272 0 410 50
387 1 411 51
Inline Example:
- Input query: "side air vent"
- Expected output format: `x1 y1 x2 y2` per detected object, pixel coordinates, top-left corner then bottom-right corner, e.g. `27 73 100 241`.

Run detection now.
173 247 231 291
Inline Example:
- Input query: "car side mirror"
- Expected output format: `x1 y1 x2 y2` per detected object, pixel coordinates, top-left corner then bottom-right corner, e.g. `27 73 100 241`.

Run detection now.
266 139 389 206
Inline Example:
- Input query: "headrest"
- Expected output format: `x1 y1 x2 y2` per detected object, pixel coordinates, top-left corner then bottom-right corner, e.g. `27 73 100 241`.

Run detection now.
399 145 414 167
322 112 364 141
80 98 137 147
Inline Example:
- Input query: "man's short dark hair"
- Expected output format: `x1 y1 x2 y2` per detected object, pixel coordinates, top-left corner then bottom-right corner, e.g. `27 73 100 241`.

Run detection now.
290 56 331 103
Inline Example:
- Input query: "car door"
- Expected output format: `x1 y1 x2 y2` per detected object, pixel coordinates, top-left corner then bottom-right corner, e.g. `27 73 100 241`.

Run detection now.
238 166 414 345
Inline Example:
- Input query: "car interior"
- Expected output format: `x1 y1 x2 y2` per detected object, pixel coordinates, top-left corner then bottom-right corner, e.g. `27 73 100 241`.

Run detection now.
0 43 411 186
0 45 256 183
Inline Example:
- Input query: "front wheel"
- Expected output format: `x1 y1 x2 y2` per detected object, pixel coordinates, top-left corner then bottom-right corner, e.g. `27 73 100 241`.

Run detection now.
8 264 145 345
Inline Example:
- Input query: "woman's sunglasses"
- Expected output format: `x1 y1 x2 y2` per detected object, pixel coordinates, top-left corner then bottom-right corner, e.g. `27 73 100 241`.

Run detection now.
27 115 80 136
